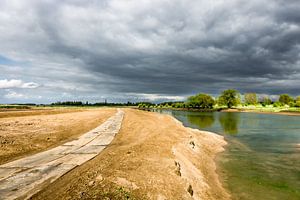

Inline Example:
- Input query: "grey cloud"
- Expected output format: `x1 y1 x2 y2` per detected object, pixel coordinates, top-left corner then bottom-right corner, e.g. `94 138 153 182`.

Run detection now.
0 0 299 103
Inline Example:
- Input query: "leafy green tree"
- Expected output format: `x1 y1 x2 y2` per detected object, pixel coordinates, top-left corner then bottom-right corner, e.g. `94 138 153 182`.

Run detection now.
295 96 300 107
244 93 257 105
279 94 293 105
187 93 215 109
236 93 242 105
218 89 238 108
261 96 272 106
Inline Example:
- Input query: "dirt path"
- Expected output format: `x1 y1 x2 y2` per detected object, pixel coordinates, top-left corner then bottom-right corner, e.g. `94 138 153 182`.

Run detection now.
32 109 230 200
0 109 124 200
0 108 116 165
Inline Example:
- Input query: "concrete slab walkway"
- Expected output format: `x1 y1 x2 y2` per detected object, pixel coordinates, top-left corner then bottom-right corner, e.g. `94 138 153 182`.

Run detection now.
0 109 124 200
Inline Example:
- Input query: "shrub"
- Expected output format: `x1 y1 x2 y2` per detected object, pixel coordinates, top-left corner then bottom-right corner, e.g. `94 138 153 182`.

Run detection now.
273 101 283 107
289 102 296 107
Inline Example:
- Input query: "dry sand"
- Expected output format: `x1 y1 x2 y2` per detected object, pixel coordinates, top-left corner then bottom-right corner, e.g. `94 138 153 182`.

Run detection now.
32 109 230 200
0 108 116 165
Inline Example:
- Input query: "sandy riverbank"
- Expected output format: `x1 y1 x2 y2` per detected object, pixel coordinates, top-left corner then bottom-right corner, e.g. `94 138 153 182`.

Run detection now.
221 108 300 116
32 108 229 200
0 108 116 165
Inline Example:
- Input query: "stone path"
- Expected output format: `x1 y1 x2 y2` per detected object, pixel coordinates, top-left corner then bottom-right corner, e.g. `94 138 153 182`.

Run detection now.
0 109 124 200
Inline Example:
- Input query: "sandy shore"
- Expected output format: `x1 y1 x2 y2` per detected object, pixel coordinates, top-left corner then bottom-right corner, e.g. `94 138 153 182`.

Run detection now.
221 108 300 116
0 108 116 165
32 108 229 200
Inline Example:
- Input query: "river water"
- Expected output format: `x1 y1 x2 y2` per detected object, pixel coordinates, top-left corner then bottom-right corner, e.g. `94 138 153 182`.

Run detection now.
154 109 300 200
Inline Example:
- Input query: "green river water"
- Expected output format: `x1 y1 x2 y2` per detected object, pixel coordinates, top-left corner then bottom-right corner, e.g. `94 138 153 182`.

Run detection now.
155 110 300 200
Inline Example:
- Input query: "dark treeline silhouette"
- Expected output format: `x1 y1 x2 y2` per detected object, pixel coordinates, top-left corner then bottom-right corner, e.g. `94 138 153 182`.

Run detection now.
51 101 139 107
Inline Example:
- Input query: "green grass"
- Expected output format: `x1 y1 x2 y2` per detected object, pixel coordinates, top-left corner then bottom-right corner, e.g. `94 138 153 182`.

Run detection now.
235 105 300 113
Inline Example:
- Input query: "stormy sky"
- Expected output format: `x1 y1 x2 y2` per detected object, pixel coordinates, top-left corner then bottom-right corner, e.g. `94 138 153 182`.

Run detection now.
0 0 300 103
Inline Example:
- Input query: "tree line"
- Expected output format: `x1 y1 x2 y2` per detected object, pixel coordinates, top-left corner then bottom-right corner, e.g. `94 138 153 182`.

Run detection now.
51 101 138 107
138 89 300 109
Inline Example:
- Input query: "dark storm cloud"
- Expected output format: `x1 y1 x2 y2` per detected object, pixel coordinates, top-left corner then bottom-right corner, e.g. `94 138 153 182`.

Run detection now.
0 0 299 103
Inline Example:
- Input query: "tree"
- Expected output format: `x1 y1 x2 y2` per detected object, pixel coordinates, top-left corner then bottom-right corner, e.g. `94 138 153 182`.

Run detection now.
279 94 293 105
244 93 257 105
295 96 300 107
187 93 215 109
219 89 238 108
261 96 272 106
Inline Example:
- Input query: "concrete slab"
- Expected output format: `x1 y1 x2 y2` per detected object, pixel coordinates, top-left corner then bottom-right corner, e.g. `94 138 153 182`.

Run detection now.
47 153 98 166
87 134 115 146
0 164 76 200
0 153 65 169
72 145 106 154
63 136 95 146
0 168 26 182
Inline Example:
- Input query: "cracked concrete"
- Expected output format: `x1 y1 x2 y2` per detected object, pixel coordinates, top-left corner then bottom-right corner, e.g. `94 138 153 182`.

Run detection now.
0 109 124 200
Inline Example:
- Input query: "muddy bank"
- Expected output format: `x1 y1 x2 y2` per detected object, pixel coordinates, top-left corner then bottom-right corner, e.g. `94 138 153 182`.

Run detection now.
0 108 116 165
32 108 229 200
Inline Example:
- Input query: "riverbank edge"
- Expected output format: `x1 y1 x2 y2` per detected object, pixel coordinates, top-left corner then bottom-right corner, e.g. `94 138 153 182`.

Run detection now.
162 111 231 199
221 108 300 116
139 107 300 116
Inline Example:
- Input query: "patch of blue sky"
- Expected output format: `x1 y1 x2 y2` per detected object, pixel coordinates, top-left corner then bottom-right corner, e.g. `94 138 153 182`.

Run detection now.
0 55 19 65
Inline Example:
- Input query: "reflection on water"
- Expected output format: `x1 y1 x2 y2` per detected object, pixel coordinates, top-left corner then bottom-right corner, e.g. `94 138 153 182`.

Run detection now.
153 109 300 200
218 112 239 135
187 113 215 129
160 110 241 136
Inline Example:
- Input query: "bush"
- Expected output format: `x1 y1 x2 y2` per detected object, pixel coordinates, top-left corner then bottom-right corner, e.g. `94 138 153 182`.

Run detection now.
138 102 155 108
173 102 185 108
273 101 283 107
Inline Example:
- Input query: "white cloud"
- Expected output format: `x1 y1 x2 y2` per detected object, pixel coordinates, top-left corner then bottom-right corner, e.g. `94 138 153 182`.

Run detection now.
132 93 186 101
0 79 39 89
3 90 43 100
4 91 25 99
